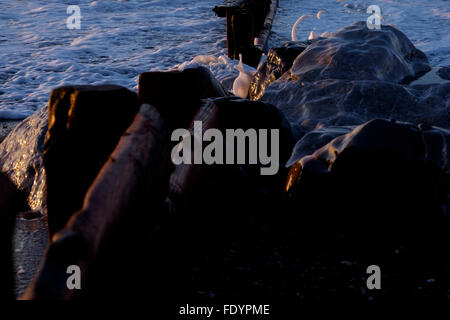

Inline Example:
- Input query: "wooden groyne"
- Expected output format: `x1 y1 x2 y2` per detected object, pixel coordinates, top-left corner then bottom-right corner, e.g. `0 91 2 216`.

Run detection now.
23 104 172 299
213 0 278 67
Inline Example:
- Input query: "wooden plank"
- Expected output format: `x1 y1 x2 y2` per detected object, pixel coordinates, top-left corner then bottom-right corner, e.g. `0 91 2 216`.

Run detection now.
254 0 278 53
226 11 234 58
213 0 245 17
214 0 276 67
22 104 171 299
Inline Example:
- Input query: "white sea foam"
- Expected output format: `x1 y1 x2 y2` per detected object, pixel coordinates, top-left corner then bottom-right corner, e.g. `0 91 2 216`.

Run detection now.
0 0 227 114
270 0 450 66
0 0 449 115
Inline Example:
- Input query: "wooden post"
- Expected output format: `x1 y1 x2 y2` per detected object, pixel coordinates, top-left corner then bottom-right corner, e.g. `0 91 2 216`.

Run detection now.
213 0 276 68
22 104 172 300
226 11 234 59
254 0 278 53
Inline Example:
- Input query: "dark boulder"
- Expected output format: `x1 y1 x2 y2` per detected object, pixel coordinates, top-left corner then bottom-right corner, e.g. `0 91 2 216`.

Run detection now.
286 119 449 247
167 96 296 227
138 66 228 129
163 97 295 300
43 85 140 236
286 21 430 84
249 41 311 100
260 23 447 131
263 79 450 129
168 96 295 211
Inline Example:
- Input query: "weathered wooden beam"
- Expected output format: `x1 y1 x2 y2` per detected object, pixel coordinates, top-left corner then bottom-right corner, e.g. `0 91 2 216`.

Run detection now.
65 104 169 258
213 0 275 68
213 0 246 17
254 0 278 53
22 104 171 299
44 85 140 237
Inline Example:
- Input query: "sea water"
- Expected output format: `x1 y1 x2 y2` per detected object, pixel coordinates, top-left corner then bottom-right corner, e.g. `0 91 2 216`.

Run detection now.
0 0 449 118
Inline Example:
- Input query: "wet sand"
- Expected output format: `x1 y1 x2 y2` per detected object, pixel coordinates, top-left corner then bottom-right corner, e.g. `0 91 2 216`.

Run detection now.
12 212 48 298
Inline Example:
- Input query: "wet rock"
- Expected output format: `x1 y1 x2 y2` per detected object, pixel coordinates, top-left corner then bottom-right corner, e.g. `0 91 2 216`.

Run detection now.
249 41 311 101
260 23 448 131
167 96 295 228
0 107 48 212
263 79 450 129
286 125 354 167
138 66 228 129
168 96 295 230
44 85 140 236
209 96 295 161
286 21 430 84
164 97 295 299
286 119 450 245
168 96 295 211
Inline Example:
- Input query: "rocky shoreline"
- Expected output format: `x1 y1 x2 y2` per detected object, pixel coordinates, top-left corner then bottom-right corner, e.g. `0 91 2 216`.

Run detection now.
0 21 449 302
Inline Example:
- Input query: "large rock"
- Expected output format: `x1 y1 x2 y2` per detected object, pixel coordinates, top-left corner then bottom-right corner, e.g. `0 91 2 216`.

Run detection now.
138 66 228 129
260 22 448 133
286 125 354 167
168 96 295 212
163 97 295 301
287 21 430 84
44 85 140 236
437 66 450 81
285 119 450 245
0 107 47 212
263 78 450 130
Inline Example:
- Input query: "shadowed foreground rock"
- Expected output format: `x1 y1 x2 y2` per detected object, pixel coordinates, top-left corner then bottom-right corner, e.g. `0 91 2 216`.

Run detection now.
286 119 449 247
168 96 295 211
44 85 140 236
160 97 298 301
138 66 228 129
